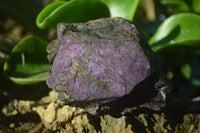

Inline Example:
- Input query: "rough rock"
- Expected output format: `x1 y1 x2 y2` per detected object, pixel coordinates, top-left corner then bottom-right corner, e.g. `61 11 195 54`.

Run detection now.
1 90 200 132
100 115 133 133
46 17 167 115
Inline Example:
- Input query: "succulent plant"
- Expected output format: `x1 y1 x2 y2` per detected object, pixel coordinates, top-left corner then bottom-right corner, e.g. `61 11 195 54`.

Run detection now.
46 17 168 116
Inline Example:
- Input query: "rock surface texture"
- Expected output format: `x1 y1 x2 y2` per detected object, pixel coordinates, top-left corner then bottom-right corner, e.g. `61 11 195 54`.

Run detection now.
1 91 200 133
46 17 167 116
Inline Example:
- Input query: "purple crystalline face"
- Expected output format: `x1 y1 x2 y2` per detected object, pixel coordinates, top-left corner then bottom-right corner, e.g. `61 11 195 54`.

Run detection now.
46 17 166 116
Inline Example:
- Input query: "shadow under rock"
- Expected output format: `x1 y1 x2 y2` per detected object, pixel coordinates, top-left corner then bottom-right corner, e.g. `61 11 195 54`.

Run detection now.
163 93 200 130
0 76 51 103
126 108 160 133
87 112 102 133
98 75 160 117
0 111 41 129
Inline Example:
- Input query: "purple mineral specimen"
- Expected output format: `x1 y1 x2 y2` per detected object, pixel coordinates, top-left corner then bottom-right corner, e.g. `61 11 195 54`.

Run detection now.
46 17 167 116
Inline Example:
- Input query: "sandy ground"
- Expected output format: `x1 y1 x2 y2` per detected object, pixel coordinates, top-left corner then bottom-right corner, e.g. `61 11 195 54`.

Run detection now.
0 90 200 133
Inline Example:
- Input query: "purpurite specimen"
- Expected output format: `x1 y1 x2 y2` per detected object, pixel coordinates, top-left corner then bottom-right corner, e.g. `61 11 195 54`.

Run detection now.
46 17 167 116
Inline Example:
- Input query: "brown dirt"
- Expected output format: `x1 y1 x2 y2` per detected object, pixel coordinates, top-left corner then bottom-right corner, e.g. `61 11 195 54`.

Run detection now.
0 90 200 133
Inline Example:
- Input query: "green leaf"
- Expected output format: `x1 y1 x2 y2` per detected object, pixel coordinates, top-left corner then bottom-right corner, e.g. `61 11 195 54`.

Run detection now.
192 0 200 13
149 13 200 52
36 0 110 29
101 0 141 20
182 56 200 87
191 78 200 87
181 62 191 80
160 0 189 12
2 99 18 116
52 0 66 2
3 36 51 85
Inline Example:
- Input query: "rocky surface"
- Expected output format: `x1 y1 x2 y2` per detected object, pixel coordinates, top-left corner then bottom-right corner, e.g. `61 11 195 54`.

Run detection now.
46 17 167 116
1 90 200 132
